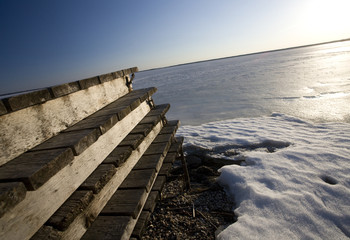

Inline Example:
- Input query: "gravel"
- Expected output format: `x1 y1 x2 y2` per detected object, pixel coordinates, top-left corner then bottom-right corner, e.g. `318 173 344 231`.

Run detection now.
142 156 237 240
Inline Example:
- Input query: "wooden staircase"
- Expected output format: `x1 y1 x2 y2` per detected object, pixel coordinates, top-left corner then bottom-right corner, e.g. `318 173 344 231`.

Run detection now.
0 67 186 240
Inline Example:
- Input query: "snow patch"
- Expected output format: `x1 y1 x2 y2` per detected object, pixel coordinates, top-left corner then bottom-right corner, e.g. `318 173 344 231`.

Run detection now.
177 114 350 239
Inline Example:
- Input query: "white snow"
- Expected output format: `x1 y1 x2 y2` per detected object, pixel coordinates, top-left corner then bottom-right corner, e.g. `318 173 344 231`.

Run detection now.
177 114 350 239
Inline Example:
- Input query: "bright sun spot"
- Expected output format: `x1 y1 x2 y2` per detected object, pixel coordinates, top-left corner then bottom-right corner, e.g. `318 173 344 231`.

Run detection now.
302 0 350 36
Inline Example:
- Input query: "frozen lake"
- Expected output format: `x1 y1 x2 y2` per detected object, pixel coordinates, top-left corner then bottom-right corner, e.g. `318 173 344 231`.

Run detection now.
134 41 350 239
134 40 350 125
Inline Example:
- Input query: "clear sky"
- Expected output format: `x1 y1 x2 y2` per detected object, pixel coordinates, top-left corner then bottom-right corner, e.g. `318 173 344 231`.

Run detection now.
1 0 349 95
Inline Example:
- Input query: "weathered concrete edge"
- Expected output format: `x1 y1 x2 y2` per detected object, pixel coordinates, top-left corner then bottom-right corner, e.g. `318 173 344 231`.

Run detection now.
0 67 139 115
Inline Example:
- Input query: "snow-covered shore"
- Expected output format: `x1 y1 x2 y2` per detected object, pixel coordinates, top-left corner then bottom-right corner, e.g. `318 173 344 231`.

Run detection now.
177 114 350 239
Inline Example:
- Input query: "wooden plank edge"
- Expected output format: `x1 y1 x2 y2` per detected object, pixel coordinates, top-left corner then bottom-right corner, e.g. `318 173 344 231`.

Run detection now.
0 67 138 114
0 77 130 167
80 123 175 240
56 121 164 240
0 101 151 240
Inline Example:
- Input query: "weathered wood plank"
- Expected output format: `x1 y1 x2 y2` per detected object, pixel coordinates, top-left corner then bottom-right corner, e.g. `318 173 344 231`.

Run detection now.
105 88 155 111
4 89 52 112
85 88 157 123
158 163 173 177
56 118 167 239
78 76 100 89
143 142 170 156
98 73 114 83
0 101 151 240
133 155 163 172
81 215 133 240
119 169 156 192
167 119 181 127
80 164 116 194
163 152 177 164
158 124 178 135
88 105 131 121
129 98 141 111
0 77 129 166
102 146 133 167
147 104 170 117
131 211 151 239
113 70 124 78
139 115 161 126
63 115 118 134
131 87 156 100
130 124 153 137
130 67 139 74
123 68 132 75
122 88 155 103
168 137 184 154
0 182 26 217
31 225 62 239
51 120 163 240
152 134 173 144
0 100 8 116
100 189 147 218
47 190 94 231
31 129 101 156
143 191 159 213
51 82 81 98
152 175 167 192
118 134 145 150
152 132 173 144
106 96 140 111
0 148 74 190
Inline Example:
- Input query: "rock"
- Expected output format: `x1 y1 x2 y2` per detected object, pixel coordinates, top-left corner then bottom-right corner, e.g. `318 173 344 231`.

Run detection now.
186 155 202 168
202 156 242 169
195 166 218 176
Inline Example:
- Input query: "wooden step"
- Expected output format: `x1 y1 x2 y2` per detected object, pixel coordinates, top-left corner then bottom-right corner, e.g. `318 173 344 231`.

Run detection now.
130 136 185 240
81 120 180 240
0 88 157 240
0 88 156 190
130 211 151 240
143 191 159 213
46 190 94 231
131 137 183 240
30 104 171 240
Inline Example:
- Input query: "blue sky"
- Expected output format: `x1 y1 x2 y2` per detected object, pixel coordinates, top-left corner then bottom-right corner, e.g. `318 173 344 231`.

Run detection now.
1 0 349 95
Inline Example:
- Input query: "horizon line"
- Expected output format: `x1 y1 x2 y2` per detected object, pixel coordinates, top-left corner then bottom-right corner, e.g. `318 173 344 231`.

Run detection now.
140 37 350 72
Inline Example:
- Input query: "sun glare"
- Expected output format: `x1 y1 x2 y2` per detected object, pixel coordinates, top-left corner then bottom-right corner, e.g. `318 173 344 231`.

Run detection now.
302 0 350 37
